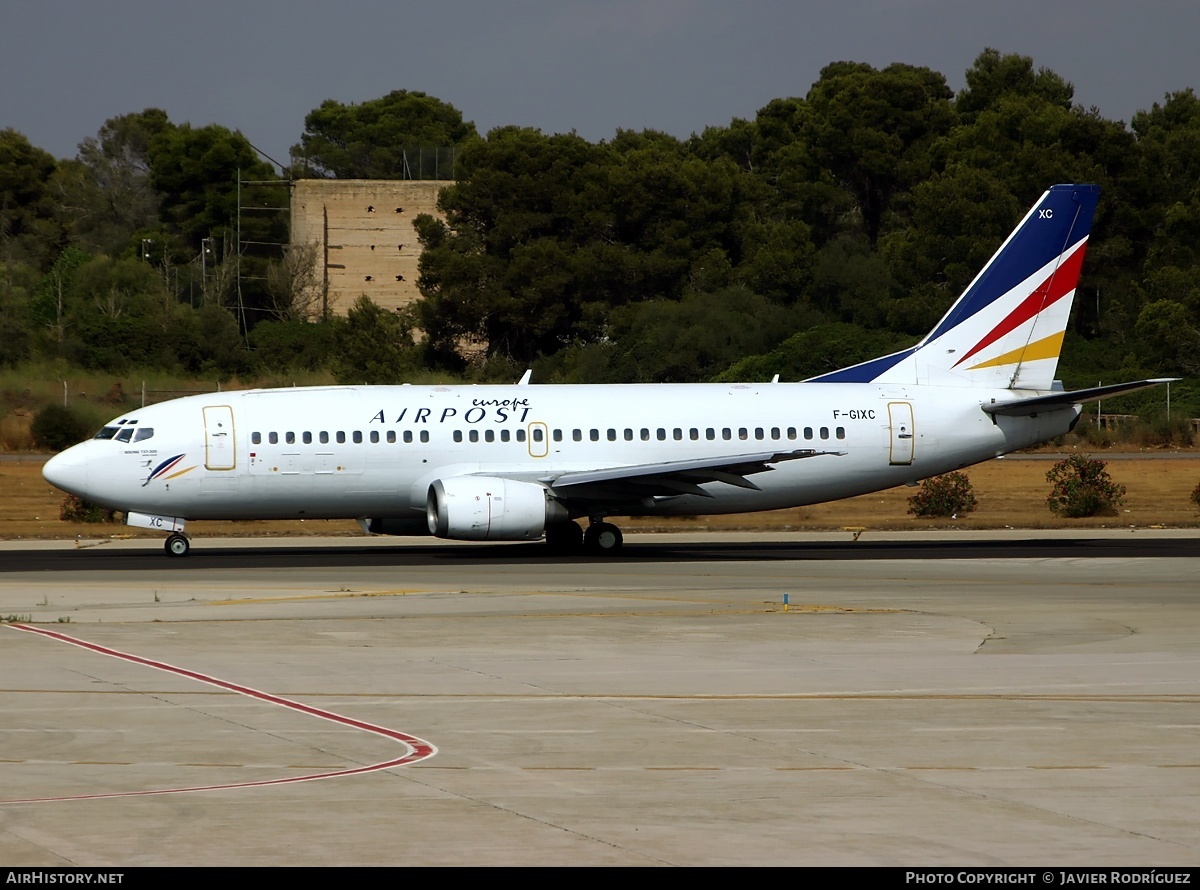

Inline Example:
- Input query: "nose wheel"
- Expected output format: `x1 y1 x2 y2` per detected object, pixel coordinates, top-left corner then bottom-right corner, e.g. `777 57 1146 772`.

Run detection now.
164 533 191 557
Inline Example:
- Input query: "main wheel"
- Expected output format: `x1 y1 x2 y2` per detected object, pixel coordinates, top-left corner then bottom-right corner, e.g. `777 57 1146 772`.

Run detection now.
584 521 623 554
164 533 190 557
544 521 584 553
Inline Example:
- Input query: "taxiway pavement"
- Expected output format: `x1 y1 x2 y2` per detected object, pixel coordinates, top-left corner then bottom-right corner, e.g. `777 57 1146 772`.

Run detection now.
2 531 1198 866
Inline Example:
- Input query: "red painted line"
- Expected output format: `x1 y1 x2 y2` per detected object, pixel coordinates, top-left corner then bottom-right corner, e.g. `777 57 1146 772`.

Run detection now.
2 624 437 803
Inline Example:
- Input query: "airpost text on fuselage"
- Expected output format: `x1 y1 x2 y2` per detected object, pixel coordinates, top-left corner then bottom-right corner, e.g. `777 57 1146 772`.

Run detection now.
367 397 534 427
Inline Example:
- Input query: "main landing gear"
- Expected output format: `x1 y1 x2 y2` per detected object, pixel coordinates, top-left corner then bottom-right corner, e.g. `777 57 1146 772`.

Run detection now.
164 533 191 557
544 520 623 555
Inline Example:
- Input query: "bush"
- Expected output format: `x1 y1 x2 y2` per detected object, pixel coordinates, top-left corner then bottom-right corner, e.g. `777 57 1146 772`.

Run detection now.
907 472 978 518
59 495 117 523
1045 454 1126 517
1191 481 1200 511
30 404 90 452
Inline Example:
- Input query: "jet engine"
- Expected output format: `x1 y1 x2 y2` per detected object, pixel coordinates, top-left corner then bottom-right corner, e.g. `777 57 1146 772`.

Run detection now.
426 476 566 541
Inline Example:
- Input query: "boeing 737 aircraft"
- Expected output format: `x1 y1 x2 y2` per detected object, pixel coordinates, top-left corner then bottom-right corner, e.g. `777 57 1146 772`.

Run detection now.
43 184 1171 556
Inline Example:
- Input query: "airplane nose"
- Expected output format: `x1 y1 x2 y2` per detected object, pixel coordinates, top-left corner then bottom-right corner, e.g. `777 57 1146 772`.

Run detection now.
43 443 90 498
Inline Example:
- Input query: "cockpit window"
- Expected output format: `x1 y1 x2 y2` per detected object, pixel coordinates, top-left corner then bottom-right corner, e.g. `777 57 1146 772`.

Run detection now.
94 426 120 440
115 428 134 443
132 427 154 442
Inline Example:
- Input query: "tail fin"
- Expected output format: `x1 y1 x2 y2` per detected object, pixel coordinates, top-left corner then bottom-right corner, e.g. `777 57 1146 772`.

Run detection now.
810 183 1100 390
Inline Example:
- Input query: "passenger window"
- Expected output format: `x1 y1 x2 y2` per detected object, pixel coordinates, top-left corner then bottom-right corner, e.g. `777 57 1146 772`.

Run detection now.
352 431 363 444
336 431 346 444
469 430 479 443
387 431 396 444
607 429 616 441
754 428 764 440
370 431 379 443
657 428 666 441
403 431 413 444
836 427 846 439
303 432 313 444
453 431 463 443
552 429 562 442
572 429 582 442
624 429 633 441
722 428 731 440
419 431 429 443
787 427 796 440
771 427 780 440
269 432 279 445
738 428 748 440
116 428 134 442
320 431 329 444
706 428 715 440
689 428 699 440
804 427 813 440
516 429 526 442
641 428 650 441
533 428 544 442
485 430 495 443
286 432 296 444
251 432 261 445
673 428 682 440
820 427 830 439
590 429 599 442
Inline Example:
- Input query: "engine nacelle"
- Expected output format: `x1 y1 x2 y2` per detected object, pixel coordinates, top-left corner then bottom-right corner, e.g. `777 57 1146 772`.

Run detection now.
426 476 565 541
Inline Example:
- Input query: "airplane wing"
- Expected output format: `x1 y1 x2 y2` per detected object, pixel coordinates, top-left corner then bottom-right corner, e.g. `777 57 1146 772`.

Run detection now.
982 378 1179 417
531 449 844 500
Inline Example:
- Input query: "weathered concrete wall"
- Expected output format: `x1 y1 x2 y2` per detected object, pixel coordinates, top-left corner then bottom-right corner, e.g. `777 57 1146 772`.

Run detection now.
291 179 448 316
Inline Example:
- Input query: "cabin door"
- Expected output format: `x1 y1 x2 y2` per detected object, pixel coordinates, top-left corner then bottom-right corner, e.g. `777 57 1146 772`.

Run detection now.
887 402 915 465
203 405 236 470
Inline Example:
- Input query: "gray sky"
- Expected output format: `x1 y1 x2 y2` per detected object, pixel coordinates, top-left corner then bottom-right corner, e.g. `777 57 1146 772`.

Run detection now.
3 0 1197 170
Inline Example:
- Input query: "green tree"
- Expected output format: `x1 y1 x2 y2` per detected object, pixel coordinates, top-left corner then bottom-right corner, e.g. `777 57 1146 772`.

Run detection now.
51 109 168 256
907 472 978 518
715 322 912 382
879 167 1022 332
27 246 92 349
955 48 1075 119
31 404 90 451
333 297 419 384
804 62 955 246
539 287 805 383
1046 455 1126 517
0 129 60 268
292 90 478 179
1134 300 1200 375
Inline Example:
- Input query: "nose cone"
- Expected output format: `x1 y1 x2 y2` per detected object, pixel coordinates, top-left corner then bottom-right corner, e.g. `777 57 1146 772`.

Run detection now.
43 442 90 498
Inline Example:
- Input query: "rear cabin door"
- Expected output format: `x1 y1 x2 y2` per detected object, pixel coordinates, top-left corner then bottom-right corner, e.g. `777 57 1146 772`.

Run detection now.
887 402 915 466
203 405 236 470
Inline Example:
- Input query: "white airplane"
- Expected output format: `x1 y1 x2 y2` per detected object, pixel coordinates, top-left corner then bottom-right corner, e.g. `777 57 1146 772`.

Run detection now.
44 183 1172 557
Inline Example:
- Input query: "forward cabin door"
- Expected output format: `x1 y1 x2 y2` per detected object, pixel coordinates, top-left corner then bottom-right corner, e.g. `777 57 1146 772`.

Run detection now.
887 402 915 465
203 405 236 470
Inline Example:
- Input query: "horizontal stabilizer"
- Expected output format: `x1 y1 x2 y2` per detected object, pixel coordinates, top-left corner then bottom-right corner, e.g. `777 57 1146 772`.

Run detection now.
982 378 1179 417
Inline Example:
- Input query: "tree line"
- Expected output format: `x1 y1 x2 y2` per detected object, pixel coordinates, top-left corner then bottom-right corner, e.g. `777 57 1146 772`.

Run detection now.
1 49 1198 418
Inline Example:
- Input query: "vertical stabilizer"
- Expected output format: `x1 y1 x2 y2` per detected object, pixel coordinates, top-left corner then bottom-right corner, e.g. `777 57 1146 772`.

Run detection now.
809 184 1100 390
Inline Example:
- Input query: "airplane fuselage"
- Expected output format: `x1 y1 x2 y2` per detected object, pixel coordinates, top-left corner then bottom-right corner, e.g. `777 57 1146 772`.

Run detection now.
47 381 1079 528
